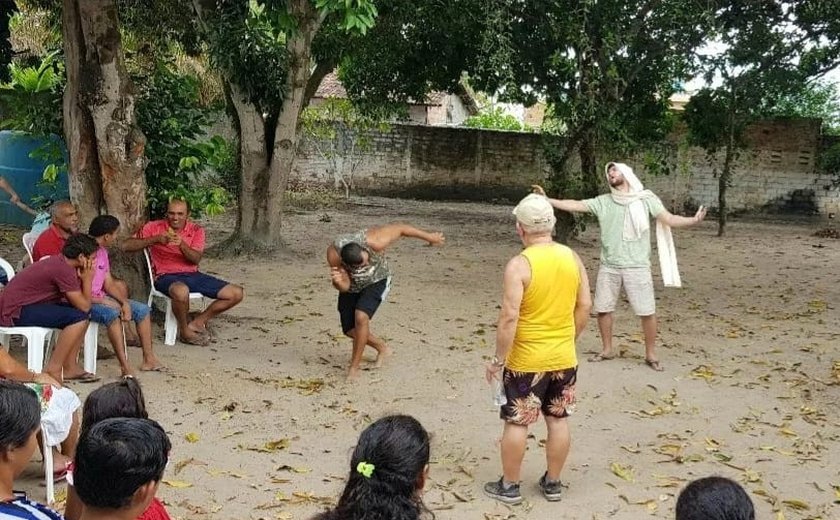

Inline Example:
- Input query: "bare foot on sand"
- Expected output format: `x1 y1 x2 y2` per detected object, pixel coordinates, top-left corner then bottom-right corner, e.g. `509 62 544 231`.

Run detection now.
374 345 393 368
140 356 167 372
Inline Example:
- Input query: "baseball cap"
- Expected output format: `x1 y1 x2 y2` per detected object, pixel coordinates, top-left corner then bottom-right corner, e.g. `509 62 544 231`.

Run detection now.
513 194 556 227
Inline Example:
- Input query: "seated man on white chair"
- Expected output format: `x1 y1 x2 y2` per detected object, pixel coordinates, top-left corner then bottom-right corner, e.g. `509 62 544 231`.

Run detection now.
122 199 245 346
0 234 98 383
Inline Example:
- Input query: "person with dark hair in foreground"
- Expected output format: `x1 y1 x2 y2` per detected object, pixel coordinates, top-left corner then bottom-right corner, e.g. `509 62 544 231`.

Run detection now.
0 380 66 520
0 349 81 482
88 215 163 375
675 477 755 520
327 223 445 379
313 415 432 520
0 234 99 383
64 378 171 520
73 418 171 520
122 199 245 346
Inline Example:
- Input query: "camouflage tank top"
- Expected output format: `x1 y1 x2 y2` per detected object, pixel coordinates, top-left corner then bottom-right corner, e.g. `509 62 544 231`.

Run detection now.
334 230 391 292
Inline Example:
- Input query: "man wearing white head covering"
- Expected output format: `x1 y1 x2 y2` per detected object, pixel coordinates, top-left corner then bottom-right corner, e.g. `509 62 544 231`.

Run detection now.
533 162 706 371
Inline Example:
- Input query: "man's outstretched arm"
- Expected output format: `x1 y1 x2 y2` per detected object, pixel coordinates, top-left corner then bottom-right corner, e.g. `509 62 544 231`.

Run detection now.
655 206 707 228
531 185 590 213
365 223 445 252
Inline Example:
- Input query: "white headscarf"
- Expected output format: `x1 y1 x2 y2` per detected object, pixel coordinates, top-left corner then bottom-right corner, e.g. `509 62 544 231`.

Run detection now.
606 162 682 288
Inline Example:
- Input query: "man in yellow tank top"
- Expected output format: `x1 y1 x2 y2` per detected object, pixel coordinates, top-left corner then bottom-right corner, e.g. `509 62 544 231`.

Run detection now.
484 194 592 504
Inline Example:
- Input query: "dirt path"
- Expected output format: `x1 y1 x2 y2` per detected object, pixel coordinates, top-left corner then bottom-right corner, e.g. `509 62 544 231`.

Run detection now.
6 198 839 520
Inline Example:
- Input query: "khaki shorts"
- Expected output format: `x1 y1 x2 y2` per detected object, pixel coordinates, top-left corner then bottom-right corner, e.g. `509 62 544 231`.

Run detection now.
593 266 655 316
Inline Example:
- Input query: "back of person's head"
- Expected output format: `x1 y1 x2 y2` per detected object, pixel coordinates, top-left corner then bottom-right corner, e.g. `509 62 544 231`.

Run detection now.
82 377 147 434
340 242 366 266
62 233 99 259
0 380 40 453
676 476 755 520
88 215 121 238
315 414 431 520
74 418 170 511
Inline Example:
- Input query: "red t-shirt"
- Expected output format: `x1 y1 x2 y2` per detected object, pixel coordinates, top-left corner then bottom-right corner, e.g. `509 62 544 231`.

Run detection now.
0 255 81 326
31 224 67 261
139 220 205 277
138 497 172 520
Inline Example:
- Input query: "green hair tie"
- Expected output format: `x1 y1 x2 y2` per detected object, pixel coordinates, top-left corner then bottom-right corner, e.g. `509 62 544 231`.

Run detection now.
356 461 375 478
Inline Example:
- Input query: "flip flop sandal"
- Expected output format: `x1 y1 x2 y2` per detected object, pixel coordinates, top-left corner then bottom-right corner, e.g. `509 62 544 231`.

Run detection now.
645 359 665 372
588 353 616 362
179 335 209 346
64 371 101 383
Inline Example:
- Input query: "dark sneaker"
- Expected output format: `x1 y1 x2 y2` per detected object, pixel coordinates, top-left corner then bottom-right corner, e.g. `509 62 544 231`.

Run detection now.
539 473 563 501
484 478 523 504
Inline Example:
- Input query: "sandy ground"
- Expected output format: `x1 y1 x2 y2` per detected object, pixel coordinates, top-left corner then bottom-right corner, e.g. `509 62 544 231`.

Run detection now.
3 197 840 520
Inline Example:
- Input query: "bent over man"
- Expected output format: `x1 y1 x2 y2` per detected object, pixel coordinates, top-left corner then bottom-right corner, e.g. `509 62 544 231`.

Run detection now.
327 223 445 380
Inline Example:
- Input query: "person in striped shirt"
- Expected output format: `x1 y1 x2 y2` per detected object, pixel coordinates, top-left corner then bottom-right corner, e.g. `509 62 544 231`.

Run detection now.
0 380 66 520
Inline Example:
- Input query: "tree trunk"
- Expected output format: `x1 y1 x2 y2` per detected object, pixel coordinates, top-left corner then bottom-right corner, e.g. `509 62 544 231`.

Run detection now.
223 2 318 252
718 139 734 237
62 0 148 296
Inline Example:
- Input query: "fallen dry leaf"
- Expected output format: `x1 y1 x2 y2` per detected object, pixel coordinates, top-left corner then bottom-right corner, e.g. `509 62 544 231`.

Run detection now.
162 479 193 488
610 462 635 482
185 432 199 443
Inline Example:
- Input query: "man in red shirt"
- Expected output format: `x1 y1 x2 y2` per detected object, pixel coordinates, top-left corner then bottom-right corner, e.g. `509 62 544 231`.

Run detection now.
31 200 79 261
0 234 98 382
123 199 245 345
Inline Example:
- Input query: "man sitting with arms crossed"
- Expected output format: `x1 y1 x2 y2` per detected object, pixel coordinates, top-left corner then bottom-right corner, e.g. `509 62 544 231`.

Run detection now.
122 199 245 346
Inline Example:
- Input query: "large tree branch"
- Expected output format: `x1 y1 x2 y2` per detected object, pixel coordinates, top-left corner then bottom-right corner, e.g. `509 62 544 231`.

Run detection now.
303 59 335 108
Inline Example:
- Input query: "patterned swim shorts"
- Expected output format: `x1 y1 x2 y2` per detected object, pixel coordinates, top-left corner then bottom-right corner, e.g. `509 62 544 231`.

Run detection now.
499 367 577 425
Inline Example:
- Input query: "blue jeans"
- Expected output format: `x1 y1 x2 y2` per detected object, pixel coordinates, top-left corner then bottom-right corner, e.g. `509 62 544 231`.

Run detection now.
89 300 150 326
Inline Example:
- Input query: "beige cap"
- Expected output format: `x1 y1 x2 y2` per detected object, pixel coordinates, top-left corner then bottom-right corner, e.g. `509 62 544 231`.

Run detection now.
513 194 556 227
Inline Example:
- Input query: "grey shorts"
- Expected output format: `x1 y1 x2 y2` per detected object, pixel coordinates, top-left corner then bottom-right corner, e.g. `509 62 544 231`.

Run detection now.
593 266 655 316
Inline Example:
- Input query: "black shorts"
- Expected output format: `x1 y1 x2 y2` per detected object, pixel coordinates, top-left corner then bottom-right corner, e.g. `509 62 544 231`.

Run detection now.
337 278 390 333
500 366 578 425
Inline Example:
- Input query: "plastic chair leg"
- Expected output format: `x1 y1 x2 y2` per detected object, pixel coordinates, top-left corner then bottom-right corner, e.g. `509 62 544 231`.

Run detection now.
44 443 54 504
26 330 48 372
164 300 177 346
83 322 99 375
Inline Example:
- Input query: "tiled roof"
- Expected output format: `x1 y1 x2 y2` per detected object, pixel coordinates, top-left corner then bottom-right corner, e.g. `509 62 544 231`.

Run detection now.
313 71 447 106
313 72 348 99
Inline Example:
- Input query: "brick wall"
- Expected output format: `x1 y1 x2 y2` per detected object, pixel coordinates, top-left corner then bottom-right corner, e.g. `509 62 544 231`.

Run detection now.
291 119 840 215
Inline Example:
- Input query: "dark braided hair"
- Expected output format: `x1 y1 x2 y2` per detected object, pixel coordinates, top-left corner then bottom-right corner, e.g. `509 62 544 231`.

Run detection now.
313 415 432 520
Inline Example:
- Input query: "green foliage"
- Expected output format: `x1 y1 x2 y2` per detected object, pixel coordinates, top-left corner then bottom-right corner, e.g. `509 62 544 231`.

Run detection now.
136 63 233 218
0 50 63 136
0 50 67 189
463 107 528 132
299 98 389 196
761 80 840 135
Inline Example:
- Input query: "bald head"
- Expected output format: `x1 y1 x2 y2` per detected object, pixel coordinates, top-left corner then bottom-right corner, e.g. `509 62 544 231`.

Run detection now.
165 199 190 230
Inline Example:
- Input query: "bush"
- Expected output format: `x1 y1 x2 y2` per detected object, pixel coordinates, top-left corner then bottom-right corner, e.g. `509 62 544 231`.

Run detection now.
463 106 530 132
136 62 235 218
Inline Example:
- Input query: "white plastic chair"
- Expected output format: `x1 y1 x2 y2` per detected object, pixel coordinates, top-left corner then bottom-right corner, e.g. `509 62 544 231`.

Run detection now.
0 257 99 374
22 231 37 263
143 249 207 345
0 258 55 372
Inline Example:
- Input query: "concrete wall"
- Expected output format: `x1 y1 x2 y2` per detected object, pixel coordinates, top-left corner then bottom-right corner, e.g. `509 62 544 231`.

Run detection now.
292 118 840 215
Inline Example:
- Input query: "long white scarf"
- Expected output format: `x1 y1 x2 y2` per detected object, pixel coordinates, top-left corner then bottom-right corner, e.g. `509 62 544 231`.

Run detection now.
608 163 682 288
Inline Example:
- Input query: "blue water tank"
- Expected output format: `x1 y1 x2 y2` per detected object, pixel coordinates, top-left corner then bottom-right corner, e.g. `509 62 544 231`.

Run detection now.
0 130 70 227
